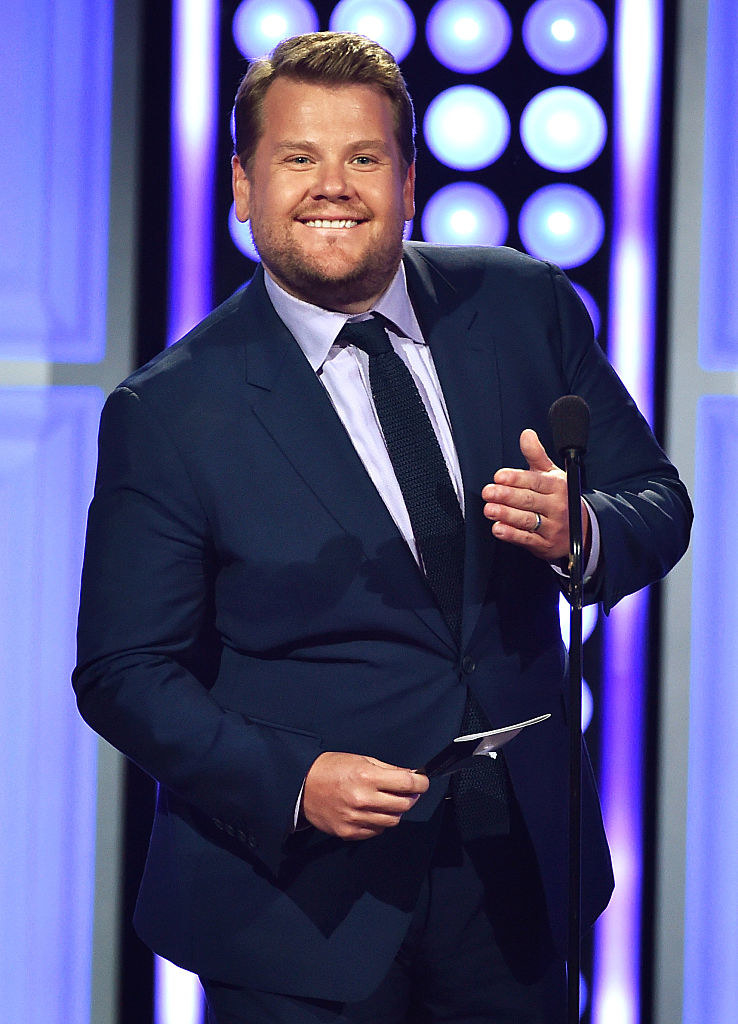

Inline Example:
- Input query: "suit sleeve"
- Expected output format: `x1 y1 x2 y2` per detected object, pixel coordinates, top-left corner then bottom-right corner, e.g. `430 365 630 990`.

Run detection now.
548 263 692 611
73 385 323 874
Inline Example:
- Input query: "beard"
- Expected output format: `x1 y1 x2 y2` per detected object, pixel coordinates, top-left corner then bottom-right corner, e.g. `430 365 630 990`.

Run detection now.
250 215 406 311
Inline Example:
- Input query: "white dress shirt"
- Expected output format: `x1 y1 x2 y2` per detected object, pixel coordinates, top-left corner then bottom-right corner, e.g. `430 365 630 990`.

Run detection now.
263 263 599 577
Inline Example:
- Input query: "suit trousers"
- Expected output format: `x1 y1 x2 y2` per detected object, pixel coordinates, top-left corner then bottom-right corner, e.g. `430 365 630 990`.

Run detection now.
201 797 566 1024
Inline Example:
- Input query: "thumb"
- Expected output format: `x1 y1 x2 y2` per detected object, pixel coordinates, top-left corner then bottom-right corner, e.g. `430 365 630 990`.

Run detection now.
520 428 555 472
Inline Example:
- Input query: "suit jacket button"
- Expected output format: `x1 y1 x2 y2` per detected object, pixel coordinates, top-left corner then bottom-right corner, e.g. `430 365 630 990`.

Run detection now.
225 824 235 837
212 818 224 830
247 834 257 849
236 829 248 844
462 656 476 674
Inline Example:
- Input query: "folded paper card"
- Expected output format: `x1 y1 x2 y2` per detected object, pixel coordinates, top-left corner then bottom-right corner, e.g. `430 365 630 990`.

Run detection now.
416 714 551 778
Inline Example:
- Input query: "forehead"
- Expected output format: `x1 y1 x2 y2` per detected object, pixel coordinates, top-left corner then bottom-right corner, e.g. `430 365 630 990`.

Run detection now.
258 78 398 149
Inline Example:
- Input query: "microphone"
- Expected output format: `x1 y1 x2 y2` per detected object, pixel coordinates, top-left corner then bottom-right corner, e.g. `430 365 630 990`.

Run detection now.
547 395 590 1024
548 394 590 458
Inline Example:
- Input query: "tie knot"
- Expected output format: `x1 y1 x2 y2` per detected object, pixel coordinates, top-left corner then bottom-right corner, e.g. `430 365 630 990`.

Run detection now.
338 315 392 357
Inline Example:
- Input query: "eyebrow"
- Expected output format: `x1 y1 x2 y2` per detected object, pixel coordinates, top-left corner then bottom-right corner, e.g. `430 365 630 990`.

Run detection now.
273 139 392 154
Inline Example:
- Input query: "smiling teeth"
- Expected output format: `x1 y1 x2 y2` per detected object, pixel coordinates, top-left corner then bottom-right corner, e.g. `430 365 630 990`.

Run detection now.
304 219 359 228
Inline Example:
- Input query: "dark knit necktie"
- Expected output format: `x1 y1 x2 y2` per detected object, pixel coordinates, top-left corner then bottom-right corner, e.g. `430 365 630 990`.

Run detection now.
339 315 464 641
339 316 509 841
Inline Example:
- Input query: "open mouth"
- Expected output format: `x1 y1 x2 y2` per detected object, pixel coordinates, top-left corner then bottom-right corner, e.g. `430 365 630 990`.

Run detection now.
299 218 364 229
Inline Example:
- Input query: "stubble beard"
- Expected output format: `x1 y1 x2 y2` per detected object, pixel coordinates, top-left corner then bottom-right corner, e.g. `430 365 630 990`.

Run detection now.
251 220 406 311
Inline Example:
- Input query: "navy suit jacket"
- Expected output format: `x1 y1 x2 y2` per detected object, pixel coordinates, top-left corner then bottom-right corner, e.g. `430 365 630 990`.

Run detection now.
74 243 691 999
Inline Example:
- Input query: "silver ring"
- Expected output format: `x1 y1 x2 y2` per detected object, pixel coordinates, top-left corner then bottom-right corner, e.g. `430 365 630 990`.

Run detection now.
532 512 542 533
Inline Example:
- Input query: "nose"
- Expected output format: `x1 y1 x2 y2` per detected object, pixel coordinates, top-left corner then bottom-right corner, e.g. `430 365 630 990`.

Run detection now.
310 158 354 201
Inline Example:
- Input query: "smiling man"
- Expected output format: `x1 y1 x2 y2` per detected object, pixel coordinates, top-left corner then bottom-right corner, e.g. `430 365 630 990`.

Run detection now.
74 31 691 1024
232 74 415 312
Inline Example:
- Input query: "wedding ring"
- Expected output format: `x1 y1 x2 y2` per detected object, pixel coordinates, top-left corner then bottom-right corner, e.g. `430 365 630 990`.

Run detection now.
532 512 542 533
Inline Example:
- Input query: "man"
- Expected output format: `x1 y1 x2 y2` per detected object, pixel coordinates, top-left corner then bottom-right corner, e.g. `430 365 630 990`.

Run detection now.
74 32 692 1024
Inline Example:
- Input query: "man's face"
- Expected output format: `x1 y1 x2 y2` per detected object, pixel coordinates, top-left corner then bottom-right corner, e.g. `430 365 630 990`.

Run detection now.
232 77 415 313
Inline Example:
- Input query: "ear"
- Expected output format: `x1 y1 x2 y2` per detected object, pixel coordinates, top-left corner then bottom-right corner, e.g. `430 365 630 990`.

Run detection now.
402 161 416 221
232 155 250 222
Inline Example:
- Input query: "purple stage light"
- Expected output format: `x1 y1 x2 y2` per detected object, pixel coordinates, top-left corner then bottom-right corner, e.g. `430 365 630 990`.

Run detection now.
423 86 510 171
520 87 607 172
523 0 608 75
421 182 508 246
232 0 319 58
518 184 604 268
426 0 512 73
329 0 416 62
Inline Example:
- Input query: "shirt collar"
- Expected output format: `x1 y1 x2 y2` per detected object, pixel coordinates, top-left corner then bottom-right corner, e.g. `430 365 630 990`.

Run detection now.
263 261 425 373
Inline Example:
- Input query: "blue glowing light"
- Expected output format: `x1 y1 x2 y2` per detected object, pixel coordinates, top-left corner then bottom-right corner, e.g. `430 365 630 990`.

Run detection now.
232 0 319 59
520 87 607 172
560 592 598 648
426 0 512 73
581 679 594 732
519 185 604 268
523 0 608 75
229 205 261 262
571 282 601 337
423 86 510 171
329 0 416 62
421 182 508 246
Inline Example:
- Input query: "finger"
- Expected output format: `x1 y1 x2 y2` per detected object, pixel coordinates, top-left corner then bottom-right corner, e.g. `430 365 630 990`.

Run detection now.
366 760 430 796
519 428 556 473
483 482 547 513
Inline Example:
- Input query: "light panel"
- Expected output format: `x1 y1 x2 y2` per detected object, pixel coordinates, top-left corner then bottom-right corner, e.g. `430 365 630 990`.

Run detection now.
232 0 319 59
683 396 738 1022
168 0 219 346
423 85 510 170
518 184 604 268
159 0 219 1018
592 0 663 1020
329 0 416 62
0 387 102 1024
421 182 508 246
520 87 607 172
523 0 608 74
426 0 512 73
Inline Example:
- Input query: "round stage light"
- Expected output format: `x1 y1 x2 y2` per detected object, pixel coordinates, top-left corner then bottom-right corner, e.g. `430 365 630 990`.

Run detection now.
523 0 608 74
520 87 607 172
581 679 594 732
421 182 508 246
519 185 604 268
571 282 601 337
426 0 512 73
560 593 598 648
423 86 510 171
229 205 261 262
232 0 319 58
329 0 416 62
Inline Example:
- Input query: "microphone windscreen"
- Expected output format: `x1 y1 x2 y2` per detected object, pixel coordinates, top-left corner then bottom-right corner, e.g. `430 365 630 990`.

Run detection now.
548 395 590 454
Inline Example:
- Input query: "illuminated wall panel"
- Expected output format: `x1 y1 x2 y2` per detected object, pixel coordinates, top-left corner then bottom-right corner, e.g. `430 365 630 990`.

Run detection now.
0 387 103 1023
683 397 738 1021
0 1 112 363
680 3 738 1020
697 1 738 371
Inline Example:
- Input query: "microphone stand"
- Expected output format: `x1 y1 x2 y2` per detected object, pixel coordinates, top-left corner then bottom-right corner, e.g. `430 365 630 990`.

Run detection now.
564 447 584 1024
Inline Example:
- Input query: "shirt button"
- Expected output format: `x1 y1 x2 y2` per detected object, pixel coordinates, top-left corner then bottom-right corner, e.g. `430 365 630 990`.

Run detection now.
461 656 476 674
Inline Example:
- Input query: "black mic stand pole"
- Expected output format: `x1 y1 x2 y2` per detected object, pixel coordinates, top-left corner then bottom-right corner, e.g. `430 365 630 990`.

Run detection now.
564 445 584 1024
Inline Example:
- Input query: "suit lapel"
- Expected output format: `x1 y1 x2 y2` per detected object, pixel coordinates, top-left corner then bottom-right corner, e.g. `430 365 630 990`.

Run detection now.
237 268 455 651
403 247 503 649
